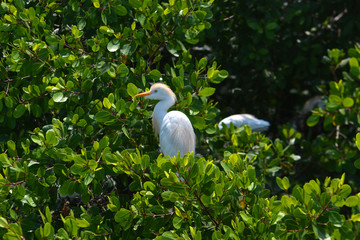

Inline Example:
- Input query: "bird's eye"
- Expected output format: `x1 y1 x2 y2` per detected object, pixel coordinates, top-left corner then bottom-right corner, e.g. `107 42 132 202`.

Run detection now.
154 90 158 93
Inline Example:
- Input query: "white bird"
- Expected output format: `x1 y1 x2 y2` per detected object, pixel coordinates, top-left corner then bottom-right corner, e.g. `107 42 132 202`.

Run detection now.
135 83 196 157
218 114 270 132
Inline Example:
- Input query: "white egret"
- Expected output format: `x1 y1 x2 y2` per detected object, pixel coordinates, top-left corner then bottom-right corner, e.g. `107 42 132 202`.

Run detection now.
218 114 270 132
135 83 196 157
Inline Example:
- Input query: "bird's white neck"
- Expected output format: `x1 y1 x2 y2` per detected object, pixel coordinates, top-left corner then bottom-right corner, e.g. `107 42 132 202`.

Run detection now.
152 98 175 135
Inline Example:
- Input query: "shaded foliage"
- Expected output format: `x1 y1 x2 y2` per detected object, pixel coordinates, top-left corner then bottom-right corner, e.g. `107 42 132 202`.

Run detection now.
203 0 360 126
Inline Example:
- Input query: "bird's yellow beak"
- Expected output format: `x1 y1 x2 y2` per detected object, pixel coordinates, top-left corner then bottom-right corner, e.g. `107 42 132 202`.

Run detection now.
135 91 152 98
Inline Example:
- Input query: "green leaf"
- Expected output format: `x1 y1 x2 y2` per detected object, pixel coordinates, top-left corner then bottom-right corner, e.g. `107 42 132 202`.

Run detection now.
306 115 319 127
101 10 107 25
77 119 87 127
14 0 25 9
338 184 351 198
122 126 130 139
71 164 84 175
265 22 278 30
117 64 129 77
78 19 86 30
129 0 142 8
4 97 14 108
59 180 75 196
115 209 132 229
329 94 342 103
46 130 58 147
13 104 26 118
95 111 114 123
53 92 68 103
161 191 180 202
345 196 359 207
84 172 95 185
198 87 216 97
173 217 182 230
211 69 228 83
164 8 171 15
355 158 360 168
247 167 256 182
198 57 207 69
329 211 344 227
343 97 354 108
7 140 17 157
114 4 127 16
0 217 8 228
276 177 290 191
107 66 116 78
215 184 223 196
349 57 360 76
144 181 156 191
312 223 328 240
99 136 109 149
127 83 138 97
120 43 132 56
93 0 100 8
103 98 111 109
81 80 93 92
192 117 206 130
149 69 162 81
75 219 90 228
46 175 57 184
44 222 51 237
31 135 44 146
352 214 360 222
172 77 184 89
107 39 120 52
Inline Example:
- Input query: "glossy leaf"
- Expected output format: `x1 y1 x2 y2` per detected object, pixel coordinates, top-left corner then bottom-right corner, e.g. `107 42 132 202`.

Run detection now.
198 87 216 97
13 104 26 118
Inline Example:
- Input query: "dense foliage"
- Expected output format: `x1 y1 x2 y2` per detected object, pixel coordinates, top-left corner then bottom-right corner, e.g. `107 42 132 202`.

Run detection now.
0 0 360 239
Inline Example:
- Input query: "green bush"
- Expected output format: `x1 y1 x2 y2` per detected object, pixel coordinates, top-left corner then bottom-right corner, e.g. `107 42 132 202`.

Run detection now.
0 0 360 239
305 45 360 189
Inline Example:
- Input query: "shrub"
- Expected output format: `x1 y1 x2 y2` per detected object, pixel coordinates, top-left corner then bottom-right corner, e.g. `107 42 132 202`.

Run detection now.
0 0 359 239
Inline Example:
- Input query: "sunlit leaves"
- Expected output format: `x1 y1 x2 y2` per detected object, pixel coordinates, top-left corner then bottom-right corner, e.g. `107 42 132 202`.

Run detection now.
307 115 320 127
107 39 120 52
149 69 162 81
45 130 58 147
115 209 133 230
356 133 360 151
198 87 215 97
127 83 138 97
349 57 360 77
276 176 290 191
52 92 68 103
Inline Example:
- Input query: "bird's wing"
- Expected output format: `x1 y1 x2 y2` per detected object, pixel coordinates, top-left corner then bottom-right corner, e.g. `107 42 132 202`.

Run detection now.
159 111 196 157
241 115 270 131
219 114 270 132
219 115 246 129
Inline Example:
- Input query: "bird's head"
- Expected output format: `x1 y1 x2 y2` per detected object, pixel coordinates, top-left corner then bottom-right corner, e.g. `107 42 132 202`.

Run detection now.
135 83 177 103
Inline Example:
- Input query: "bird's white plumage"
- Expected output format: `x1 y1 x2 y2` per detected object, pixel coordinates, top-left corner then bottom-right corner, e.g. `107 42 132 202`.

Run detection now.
219 114 270 132
160 111 196 157
135 83 196 157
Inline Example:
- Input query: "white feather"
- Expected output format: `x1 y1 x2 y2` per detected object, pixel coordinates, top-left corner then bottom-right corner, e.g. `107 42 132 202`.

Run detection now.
160 111 196 157
219 114 270 132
